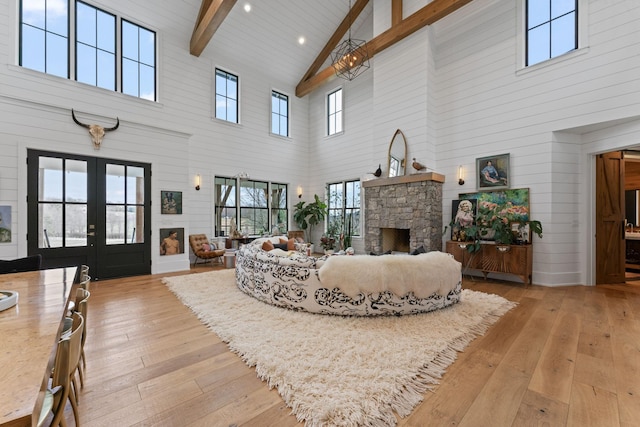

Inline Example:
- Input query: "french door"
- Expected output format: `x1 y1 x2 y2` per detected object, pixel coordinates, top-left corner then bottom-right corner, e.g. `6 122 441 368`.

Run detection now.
27 150 151 280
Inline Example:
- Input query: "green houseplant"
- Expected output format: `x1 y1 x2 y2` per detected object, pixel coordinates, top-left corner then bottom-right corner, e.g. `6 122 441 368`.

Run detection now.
293 194 327 243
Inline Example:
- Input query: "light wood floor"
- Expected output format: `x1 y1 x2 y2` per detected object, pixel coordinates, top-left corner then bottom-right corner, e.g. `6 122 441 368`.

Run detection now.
59 265 639 427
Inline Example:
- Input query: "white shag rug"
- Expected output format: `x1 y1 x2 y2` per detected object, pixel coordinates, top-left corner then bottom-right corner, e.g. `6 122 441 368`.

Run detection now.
162 269 516 427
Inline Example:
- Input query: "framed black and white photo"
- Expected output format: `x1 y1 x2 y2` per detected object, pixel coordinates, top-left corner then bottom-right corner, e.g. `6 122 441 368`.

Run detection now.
476 153 510 190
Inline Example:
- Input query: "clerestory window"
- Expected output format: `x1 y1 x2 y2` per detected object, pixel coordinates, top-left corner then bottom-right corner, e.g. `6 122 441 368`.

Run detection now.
526 0 578 66
215 68 239 123
19 0 156 100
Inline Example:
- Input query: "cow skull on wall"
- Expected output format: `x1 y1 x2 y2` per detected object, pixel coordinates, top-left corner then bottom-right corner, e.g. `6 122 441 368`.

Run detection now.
71 109 120 150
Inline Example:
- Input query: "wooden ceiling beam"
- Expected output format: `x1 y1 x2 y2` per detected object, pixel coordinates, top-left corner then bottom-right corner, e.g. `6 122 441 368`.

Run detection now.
299 0 370 85
190 0 237 57
296 0 474 97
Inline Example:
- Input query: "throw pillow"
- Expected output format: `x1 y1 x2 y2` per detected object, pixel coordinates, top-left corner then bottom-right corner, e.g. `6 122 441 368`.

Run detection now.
262 240 275 251
273 242 288 251
201 243 211 252
280 238 296 250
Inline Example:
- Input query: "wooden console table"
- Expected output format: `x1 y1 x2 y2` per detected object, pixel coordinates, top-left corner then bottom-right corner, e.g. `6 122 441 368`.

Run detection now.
0 266 77 427
446 241 533 285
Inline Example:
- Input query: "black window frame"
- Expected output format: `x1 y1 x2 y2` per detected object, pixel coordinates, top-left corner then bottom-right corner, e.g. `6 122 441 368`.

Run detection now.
327 179 361 238
327 87 343 136
271 90 289 137
19 0 156 101
525 0 578 67
215 68 239 123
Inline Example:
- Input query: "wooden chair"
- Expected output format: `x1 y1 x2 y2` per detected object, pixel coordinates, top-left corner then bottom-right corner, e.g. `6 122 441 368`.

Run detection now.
73 288 90 393
188 234 225 265
39 311 84 427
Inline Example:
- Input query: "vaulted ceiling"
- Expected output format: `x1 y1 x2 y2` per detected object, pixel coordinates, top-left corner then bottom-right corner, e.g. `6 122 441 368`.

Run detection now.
189 0 473 97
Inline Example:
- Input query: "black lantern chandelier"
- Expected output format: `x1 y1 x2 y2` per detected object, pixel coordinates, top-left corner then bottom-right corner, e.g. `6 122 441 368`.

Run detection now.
330 0 370 81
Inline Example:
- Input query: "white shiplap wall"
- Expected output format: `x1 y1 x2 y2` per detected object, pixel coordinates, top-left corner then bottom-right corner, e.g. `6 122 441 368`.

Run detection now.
0 0 311 271
3 0 640 283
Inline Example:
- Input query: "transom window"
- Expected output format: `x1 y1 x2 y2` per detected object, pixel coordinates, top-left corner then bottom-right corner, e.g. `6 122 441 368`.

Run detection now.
327 88 343 136
271 91 289 137
327 180 361 239
75 1 115 90
121 19 156 100
215 68 239 123
19 0 156 100
526 0 577 66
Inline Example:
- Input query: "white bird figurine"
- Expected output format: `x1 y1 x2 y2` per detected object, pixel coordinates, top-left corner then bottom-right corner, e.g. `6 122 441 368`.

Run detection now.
412 158 426 171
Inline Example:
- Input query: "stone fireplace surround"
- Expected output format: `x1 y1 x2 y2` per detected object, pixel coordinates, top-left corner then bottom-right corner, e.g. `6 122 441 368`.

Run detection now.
363 173 444 254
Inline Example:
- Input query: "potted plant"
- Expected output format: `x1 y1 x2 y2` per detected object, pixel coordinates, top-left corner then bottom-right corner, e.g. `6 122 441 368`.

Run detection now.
293 194 327 244
319 235 336 254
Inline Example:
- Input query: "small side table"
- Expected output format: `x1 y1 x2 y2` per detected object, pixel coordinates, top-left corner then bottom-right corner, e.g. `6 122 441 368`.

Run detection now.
224 252 236 269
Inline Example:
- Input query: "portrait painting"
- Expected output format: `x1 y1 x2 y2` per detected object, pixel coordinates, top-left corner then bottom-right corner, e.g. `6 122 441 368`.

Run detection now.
476 153 510 190
161 191 182 214
0 205 11 243
450 199 477 241
159 228 184 255
511 222 531 244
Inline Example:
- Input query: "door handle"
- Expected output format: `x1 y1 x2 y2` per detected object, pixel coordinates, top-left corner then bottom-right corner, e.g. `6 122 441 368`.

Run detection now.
87 232 96 237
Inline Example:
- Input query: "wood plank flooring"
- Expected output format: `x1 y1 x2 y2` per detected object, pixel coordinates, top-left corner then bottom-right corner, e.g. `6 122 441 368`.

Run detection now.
55 265 640 426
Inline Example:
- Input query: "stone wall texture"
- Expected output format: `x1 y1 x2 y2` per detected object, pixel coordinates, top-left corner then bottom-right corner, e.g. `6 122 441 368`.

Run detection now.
364 180 443 253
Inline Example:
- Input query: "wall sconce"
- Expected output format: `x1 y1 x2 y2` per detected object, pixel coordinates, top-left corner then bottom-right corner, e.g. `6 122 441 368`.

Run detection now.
195 174 201 191
297 186 303 198
458 166 465 185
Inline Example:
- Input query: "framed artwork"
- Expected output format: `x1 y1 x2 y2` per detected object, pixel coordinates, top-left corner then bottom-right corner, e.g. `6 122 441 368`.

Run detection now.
161 191 182 214
159 228 184 255
450 199 477 240
459 188 530 242
0 205 11 243
511 222 531 244
476 153 510 190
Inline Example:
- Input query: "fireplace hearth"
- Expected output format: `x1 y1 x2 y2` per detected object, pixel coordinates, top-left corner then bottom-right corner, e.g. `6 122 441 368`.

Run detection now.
363 173 444 253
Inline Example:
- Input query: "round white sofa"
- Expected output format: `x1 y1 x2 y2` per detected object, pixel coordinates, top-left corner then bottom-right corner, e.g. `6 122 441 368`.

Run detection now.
235 237 462 316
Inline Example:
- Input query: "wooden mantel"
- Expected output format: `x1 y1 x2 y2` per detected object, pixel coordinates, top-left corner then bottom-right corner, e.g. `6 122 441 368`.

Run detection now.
362 172 445 188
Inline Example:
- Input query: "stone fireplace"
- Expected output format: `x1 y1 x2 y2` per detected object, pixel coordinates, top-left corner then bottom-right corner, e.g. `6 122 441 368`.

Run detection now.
363 173 444 253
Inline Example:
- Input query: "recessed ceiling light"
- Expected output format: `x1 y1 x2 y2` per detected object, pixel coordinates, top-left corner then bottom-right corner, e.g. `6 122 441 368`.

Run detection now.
244 3 251 13
298 36 305 45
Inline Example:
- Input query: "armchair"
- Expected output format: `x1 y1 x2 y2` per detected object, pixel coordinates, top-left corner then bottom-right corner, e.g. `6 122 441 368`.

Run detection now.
188 234 225 265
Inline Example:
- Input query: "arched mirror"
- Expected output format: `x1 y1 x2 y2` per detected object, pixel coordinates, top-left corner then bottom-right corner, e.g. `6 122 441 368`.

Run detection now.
387 129 407 177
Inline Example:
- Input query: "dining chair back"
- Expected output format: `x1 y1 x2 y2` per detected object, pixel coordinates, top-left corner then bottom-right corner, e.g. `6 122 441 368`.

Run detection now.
0 254 42 274
40 311 84 427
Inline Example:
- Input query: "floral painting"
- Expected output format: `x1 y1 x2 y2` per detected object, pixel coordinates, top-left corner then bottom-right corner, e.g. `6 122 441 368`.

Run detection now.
0 205 11 243
459 188 530 242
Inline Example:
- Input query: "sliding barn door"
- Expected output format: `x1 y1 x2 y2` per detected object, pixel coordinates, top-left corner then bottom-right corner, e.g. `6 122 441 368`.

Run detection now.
596 151 625 284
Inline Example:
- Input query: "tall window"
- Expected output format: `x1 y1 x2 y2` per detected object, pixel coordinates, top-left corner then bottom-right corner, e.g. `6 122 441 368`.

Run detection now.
214 177 237 237
20 0 69 78
271 91 289 137
19 1 156 100
75 1 115 90
215 177 288 237
327 88 343 136
526 0 577 66
122 19 156 100
239 180 268 236
215 68 238 123
327 180 361 238
270 183 288 234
